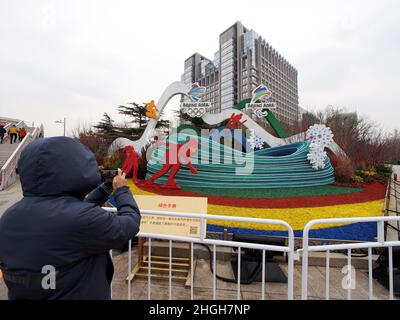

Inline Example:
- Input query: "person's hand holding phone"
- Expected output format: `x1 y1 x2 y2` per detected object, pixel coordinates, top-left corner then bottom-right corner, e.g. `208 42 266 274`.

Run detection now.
112 168 128 191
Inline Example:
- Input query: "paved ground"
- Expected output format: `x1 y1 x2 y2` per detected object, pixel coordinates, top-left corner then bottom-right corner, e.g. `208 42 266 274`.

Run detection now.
0 178 22 218
0 178 22 299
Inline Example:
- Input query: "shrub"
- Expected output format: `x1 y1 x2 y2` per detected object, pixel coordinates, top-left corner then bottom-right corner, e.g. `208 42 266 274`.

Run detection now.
330 154 355 182
351 175 364 183
76 132 112 165
102 151 124 170
376 164 392 177
356 169 377 183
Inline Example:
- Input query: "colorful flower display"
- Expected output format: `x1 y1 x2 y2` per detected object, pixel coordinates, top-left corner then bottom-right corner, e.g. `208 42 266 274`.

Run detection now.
127 181 386 241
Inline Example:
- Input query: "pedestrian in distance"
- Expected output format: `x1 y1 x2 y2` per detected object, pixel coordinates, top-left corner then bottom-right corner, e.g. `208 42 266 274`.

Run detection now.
8 125 18 144
18 127 27 142
0 125 6 144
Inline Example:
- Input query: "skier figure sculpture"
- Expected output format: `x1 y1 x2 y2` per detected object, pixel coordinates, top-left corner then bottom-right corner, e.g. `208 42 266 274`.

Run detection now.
144 138 199 189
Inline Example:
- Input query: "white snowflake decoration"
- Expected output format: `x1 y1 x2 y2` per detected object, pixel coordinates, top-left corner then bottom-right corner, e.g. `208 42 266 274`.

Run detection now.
307 142 327 170
248 130 265 150
306 124 334 148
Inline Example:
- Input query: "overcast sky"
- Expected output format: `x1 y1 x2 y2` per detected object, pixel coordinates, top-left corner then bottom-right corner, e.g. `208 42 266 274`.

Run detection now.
0 0 399 137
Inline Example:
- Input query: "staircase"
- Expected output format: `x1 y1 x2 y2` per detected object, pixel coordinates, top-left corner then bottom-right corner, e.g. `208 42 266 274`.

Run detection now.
0 126 34 165
0 119 43 190
0 142 18 168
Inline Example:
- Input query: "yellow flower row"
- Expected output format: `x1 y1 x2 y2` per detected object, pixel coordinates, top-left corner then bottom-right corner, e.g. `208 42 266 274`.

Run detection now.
207 200 384 231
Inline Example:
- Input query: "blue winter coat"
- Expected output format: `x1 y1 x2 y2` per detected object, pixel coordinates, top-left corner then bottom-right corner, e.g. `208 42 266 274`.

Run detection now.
0 137 141 300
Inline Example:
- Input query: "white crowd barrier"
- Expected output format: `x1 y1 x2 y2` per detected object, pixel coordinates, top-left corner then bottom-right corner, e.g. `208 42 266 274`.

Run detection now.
104 207 295 300
300 216 400 300
104 208 400 301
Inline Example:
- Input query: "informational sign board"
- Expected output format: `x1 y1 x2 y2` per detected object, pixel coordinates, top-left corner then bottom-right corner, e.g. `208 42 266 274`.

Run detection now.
134 195 207 238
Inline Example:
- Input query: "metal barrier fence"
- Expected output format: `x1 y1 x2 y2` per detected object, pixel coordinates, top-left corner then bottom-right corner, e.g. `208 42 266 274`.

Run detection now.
104 207 295 300
103 206 400 300
300 216 400 300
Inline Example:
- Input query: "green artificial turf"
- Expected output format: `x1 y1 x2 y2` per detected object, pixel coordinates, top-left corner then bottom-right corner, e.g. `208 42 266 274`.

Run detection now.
181 184 363 199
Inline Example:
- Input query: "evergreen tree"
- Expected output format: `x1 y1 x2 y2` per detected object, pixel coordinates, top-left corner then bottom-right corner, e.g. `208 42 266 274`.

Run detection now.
117 126 146 140
94 113 118 137
156 119 170 130
117 102 170 137
118 103 148 128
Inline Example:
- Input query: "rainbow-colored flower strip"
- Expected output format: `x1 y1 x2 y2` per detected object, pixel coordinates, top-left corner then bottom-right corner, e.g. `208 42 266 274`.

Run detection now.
127 182 385 232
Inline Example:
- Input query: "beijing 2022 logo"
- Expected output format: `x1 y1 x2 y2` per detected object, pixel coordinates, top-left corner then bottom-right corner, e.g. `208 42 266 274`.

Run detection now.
245 84 276 118
180 83 211 118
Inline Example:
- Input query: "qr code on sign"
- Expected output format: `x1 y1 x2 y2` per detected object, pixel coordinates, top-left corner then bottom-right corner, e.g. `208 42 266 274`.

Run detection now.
190 226 198 235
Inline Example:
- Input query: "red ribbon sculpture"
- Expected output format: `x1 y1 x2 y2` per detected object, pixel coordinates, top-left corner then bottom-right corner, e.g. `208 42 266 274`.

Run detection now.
121 146 139 184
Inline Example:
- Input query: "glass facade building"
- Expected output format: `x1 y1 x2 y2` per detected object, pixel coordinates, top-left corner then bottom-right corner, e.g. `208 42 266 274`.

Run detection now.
181 21 299 125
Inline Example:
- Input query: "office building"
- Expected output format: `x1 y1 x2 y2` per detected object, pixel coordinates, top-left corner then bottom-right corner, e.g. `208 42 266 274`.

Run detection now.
182 21 299 125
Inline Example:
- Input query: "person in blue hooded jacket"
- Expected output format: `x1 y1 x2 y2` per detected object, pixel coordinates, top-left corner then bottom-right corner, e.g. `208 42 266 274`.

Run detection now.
0 136 141 300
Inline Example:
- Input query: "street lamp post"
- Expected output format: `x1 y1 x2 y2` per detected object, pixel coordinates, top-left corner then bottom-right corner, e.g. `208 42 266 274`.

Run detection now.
55 117 66 136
